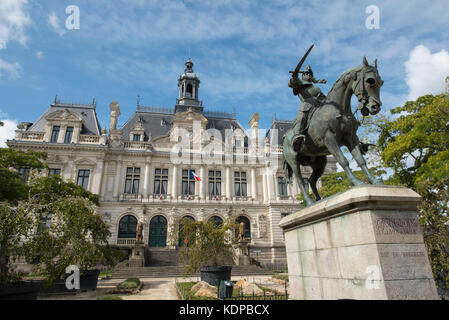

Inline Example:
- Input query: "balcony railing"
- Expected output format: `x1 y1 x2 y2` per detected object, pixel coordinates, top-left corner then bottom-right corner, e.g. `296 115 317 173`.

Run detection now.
17 131 45 141
124 141 152 150
79 134 100 144
117 238 136 245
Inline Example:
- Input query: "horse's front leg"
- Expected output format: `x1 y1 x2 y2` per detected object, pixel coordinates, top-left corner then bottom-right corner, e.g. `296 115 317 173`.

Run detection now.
345 134 383 185
324 132 365 187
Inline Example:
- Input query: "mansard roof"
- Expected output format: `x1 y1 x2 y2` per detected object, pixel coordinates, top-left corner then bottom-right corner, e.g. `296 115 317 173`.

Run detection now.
121 106 246 143
27 101 102 135
266 119 294 146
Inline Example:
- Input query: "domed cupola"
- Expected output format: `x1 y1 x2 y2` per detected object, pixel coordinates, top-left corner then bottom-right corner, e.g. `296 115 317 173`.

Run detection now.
175 58 203 113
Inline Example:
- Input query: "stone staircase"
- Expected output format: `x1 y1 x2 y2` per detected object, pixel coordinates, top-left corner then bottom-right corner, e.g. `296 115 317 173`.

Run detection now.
111 265 274 279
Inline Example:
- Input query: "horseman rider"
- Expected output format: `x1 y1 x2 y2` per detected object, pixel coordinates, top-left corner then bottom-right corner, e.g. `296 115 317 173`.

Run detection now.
288 65 327 145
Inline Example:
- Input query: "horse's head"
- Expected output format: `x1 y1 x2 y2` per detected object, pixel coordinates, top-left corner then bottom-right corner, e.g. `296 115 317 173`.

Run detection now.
352 57 383 116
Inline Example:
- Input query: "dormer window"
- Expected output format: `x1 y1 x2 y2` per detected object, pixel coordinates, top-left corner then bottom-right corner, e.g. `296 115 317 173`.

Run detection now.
51 126 60 143
133 134 141 142
64 127 73 143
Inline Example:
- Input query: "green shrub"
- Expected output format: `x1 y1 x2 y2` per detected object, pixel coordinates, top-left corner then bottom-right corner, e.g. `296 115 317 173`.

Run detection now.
117 277 141 290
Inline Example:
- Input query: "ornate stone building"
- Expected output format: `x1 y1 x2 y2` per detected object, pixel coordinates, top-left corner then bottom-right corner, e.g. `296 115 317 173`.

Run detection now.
7 59 337 266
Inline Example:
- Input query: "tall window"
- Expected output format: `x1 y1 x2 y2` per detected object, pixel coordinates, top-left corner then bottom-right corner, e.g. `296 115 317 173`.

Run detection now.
18 167 31 182
182 169 195 195
118 215 137 239
154 168 168 195
124 167 140 194
208 170 221 196
133 134 141 141
51 126 60 143
48 168 61 176
64 127 73 143
77 169 90 189
234 171 247 197
278 177 288 196
209 216 223 228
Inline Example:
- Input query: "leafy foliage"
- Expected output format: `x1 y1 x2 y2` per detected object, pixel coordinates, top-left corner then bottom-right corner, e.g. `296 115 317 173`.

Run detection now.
0 148 47 203
0 203 34 287
179 217 238 275
24 195 111 284
117 277 141 290
0 160 112 287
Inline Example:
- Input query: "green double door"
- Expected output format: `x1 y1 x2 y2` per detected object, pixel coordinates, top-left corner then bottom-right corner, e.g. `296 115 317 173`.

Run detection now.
149 215 167 247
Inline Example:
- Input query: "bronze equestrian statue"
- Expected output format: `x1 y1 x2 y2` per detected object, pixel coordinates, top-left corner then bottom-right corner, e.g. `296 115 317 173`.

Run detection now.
283 45 384 207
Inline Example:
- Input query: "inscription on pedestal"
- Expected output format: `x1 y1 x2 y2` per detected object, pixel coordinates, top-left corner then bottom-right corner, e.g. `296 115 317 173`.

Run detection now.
375 217 419 235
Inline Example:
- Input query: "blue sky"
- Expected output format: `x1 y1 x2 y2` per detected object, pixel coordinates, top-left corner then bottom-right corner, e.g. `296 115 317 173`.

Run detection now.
1 0 449 146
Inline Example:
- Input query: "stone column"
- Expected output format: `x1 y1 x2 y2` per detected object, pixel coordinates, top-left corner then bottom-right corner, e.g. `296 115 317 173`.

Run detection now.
172 165 178 199
265 166 274 201
262 169 268 203
92 158 104 195
57 126 66 143
251 167 257 200
72 125 81 143
143 160 151 199
225 166 231 200
199 165 205 199
113 157 123 200
280 186 439 300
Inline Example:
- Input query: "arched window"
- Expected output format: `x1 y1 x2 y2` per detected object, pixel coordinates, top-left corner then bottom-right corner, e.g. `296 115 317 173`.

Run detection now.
208 216 223 228
178 216 195 247
149 215 167 247
186 84 193 97
118 215 137 239
236 216 251 239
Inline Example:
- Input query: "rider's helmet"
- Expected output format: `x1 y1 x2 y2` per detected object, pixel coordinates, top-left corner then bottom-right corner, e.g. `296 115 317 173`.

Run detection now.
303 65 314 76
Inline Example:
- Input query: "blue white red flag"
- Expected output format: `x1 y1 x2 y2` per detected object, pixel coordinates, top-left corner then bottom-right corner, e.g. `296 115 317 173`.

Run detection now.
189 170 202 182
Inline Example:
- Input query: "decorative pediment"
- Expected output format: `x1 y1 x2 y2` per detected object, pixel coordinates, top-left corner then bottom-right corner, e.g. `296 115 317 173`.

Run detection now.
172 108 208 126
130 121 145 133
74 158 97 166
45 109 83 122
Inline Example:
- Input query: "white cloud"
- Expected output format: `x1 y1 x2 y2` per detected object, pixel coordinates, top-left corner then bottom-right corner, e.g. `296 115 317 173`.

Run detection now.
48 11 66 36
0 0 31 50
36 51 44 59
405 45 449 100
0 58 22 79
0 119 18 147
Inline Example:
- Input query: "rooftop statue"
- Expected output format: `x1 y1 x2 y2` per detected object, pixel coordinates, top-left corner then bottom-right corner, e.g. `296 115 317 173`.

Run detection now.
282 45 384 207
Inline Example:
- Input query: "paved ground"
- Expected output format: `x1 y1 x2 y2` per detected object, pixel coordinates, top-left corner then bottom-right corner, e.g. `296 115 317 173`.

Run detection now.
37 275 288 300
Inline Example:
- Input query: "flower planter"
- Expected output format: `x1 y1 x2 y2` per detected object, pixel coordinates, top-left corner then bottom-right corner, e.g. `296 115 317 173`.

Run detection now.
80 269 100 291
36 269 100 296
0 281 42 300
200 266 232 286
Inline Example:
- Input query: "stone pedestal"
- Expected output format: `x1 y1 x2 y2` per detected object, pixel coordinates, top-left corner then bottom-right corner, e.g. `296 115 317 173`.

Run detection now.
279 186 439 300
235 240 251 266
129 241 145 268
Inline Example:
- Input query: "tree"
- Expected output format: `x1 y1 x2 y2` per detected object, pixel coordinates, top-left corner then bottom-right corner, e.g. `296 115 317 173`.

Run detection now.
0 172 112 287
0 148 47 203
178 217 238 276
24 175 110 284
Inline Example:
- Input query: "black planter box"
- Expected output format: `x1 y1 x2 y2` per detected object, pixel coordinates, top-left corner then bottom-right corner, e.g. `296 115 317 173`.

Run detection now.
0 281 42 300
200 266 232 286
37 269 100 296
80 269 100 291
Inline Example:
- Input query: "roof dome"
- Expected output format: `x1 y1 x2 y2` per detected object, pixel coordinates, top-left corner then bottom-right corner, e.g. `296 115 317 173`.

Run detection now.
179 58 200 81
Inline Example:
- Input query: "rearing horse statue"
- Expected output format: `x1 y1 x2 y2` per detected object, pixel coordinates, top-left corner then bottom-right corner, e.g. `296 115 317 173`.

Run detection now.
282 57 384 207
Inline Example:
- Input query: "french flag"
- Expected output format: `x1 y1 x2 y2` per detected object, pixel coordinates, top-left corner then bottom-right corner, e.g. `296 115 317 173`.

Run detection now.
189 170 202 182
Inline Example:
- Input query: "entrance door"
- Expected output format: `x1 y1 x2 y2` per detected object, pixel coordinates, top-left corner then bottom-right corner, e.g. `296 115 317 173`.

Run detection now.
149 215 167 247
